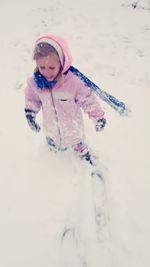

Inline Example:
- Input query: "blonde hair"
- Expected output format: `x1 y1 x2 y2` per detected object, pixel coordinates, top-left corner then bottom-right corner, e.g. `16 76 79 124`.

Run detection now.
33 42 60 60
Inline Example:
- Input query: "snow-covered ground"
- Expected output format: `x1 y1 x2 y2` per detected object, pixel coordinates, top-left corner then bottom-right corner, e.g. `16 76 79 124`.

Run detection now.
0 0 150 266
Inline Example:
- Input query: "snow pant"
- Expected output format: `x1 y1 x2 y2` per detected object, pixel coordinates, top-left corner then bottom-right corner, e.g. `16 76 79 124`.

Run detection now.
46 137 97 166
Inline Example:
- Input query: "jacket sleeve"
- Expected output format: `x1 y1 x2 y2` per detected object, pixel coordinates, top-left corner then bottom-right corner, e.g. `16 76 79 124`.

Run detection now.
25 78 42 113
75 80 105 120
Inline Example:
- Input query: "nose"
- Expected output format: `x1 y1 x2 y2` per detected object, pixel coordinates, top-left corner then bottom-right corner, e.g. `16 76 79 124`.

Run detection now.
43 68 51 76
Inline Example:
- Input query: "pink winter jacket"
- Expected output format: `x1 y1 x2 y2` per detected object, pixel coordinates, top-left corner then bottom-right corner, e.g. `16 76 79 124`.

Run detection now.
25 35 105 147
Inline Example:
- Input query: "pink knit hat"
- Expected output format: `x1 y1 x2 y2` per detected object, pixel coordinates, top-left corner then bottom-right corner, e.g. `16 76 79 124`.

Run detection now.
35 35 72 73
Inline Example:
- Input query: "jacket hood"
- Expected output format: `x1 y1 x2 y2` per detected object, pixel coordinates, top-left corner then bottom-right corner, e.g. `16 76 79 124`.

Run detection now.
35 35 72 73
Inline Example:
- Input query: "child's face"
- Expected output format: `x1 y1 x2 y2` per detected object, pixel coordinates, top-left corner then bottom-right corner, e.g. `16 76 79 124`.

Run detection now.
36 53 61 81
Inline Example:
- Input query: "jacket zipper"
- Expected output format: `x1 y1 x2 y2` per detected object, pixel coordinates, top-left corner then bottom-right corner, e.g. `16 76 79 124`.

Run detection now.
50 90 62 145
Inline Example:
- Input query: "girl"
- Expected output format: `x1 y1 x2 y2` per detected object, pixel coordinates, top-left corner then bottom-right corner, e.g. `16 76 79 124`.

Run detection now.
24 35 106 166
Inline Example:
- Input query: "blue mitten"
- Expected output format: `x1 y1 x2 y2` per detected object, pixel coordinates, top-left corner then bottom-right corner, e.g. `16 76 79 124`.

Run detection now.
95 118 106 132
25 109 41 132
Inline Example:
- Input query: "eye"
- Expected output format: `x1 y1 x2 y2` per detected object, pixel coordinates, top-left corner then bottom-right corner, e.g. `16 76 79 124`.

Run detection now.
40 66 45 70
49 67 55 70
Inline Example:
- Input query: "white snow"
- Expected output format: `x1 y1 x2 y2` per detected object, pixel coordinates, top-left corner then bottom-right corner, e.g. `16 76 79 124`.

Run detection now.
0 0 150 266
